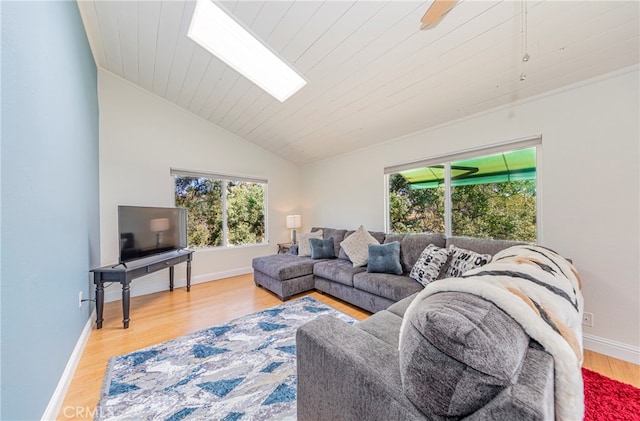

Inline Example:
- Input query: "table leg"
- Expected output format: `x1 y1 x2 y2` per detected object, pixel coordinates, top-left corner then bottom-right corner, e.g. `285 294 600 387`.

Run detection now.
95 277 104 329
122 282 130 329
187 258 192 292
169 266 174 291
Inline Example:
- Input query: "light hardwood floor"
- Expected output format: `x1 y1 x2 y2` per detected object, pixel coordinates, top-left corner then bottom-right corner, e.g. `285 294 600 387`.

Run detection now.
58 274 639 420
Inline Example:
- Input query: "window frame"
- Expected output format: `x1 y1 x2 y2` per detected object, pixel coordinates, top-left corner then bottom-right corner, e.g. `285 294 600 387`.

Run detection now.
171 168 269 249
384 136 542 243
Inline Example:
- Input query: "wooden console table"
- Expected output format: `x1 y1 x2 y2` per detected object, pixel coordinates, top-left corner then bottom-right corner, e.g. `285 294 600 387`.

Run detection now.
90 249 193 329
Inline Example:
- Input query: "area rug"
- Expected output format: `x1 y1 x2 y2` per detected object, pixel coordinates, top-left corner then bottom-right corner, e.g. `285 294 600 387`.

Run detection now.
583 367 640 421
96 296 355 421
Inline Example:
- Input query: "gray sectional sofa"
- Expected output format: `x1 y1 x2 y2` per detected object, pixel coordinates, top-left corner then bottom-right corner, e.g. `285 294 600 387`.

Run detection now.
253 227 558 419
252 227 522 313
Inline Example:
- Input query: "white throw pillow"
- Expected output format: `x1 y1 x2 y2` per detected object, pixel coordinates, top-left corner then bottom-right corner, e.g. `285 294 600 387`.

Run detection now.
443 245 491 278
340 225 379 267
298 230 323 257
410 244 451 287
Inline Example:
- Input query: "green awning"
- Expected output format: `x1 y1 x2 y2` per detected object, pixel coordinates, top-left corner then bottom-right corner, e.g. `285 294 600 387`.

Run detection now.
401 147 536 189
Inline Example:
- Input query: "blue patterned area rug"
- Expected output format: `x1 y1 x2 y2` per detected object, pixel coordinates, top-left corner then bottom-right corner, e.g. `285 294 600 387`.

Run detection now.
95 296 355 421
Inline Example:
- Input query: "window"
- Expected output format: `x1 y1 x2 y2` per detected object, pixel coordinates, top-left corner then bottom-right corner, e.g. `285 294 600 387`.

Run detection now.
387 139 538 242
172 169 267 248
388 165 445 234
450 149 536 241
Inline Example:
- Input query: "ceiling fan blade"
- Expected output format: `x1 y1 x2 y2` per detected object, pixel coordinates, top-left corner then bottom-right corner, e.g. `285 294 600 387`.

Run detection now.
420 0 458 30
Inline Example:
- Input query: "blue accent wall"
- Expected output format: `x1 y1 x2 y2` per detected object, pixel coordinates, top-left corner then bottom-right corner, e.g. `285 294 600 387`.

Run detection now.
1 1 100 419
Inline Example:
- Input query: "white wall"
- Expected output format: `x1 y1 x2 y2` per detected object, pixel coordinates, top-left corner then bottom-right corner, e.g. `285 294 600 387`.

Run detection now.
301 67 640 362
98 70 301 301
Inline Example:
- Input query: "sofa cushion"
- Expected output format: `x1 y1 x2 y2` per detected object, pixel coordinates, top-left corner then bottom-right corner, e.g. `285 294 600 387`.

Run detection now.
387 233 446 274
356 310 403 349
352 272 423 302
340 225 380 267
399 291 530 418
310 237 336 259
386 293 418 318
409 244 450 286
338 229 386 260
442 245 491 278
252 254 315 281
313 259 366 287
313 227 348 257
446 236 526 256
383 233 404 244
298 230 323 257
367 242 403 275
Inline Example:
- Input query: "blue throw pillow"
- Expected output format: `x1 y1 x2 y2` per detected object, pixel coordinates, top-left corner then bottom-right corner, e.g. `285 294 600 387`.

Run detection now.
367 242 403 275
309 237 335 260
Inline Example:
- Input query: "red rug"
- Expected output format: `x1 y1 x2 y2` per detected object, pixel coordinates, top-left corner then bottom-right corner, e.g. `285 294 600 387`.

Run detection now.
583 367 640 420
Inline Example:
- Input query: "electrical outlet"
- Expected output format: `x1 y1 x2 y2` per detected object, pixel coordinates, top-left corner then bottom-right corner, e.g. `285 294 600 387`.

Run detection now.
582 312 593 327
79 291 83 308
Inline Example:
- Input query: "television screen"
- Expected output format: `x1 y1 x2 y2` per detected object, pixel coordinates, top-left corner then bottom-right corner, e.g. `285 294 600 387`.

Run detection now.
118 206 187 263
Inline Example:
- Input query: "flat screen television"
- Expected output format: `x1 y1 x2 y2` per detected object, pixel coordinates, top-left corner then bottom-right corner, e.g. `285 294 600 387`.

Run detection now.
118 205 187 263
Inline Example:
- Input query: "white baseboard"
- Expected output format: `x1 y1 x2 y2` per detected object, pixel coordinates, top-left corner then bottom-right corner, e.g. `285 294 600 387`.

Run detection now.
583 333 640 364
104 267 254 302
190 267 254 285
42 309 96 421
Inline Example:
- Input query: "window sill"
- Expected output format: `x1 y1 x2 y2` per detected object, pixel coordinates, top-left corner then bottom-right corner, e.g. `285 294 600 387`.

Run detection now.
190 242 270 253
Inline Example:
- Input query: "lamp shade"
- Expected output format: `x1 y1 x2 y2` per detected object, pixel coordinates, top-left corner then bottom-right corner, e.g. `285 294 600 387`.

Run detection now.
150 218 170 232
286 214 301 229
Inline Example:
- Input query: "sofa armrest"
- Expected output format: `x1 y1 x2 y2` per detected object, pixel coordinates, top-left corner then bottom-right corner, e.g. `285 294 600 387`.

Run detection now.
296 316 426 421
464 346 555 421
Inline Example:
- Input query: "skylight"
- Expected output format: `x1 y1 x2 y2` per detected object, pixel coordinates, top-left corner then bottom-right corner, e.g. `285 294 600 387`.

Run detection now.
188 0 307 102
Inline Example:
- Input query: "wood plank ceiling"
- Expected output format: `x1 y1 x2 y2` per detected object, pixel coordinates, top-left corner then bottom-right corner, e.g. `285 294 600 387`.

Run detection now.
78 0 640 165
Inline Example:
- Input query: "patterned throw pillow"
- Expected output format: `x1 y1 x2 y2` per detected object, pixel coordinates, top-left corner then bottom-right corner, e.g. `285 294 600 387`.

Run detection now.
298 230 323 257
309 237 335 260
340 225 380 267
410 244 451 287
443 245 491 278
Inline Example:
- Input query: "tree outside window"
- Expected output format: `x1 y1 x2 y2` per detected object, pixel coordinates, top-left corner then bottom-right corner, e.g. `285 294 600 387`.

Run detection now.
389 168 445 234
174 174 266 248
451 181 536 242
226 181 266 245
388 147 537 242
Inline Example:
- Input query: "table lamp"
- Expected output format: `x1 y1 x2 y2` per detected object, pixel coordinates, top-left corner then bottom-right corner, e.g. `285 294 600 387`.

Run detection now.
286 214 301 244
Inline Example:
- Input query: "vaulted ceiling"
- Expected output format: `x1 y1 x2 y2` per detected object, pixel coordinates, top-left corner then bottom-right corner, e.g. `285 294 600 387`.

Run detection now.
77 0 639 165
